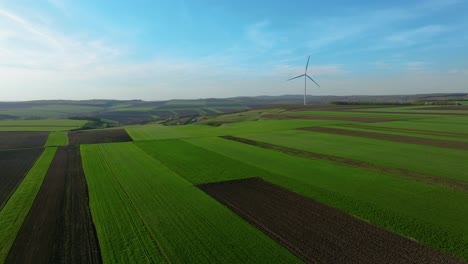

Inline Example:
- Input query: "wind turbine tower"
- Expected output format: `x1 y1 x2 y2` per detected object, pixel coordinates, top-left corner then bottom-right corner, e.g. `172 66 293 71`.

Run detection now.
287 56 320 105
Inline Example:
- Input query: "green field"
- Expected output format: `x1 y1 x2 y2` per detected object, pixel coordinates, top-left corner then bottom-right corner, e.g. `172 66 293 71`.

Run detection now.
44 132 68 146
0 147 57 262
184 137 468 259
240 129 468 182
126 119 357 141
81 143 298 263
0 119 87 131
2 102 468 262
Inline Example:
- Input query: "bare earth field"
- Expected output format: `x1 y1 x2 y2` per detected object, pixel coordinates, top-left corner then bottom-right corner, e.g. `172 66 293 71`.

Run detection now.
0 148 44 209
221 135 468 192
6 147 101 264
68 129 132 145
0 132 49 150
199 178 465 264
264 113 399 122
301 127 468 151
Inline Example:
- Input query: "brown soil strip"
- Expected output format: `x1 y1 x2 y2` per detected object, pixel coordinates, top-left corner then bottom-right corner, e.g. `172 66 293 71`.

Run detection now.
302 127 468 151
343 124 468 139
419 106 468 111
0 131 49 150
263 113 399 122
6 146 102 264
199 178 466 264
221 136 468 192
68 128 132 145
0 148 44 209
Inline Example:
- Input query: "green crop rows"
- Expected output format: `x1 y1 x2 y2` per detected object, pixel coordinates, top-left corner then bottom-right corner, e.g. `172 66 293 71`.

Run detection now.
81 143 298 263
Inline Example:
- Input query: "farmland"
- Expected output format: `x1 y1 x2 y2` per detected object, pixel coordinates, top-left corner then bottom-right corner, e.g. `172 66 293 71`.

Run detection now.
0 101 467 263
81 143 298 263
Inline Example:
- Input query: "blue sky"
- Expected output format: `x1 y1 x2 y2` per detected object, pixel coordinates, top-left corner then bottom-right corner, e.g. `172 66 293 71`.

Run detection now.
0 0 467 100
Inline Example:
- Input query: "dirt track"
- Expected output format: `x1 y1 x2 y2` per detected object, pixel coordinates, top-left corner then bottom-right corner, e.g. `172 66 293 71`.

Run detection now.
68 128 132 145
263 113 399 122
301 127 468 151
199 178 465 264
221 136 468 192
6 147 101 264
0 148 43 209
0 131 49 150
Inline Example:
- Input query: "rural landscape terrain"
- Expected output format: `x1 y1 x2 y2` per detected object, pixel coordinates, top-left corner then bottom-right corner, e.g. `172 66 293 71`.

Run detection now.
0 94 467 263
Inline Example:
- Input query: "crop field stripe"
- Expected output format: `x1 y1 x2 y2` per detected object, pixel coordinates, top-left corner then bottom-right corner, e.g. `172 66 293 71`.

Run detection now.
350 110 468 116
240 129 468 183
0 147 56 262
44 131 68 146
220 135 468 192
343 123 468 139
300 127 468 151
5 146 102 264
186 137 468 260
82 143 299 263
263 113 399 122
199 178 465 264
0 148 44 209
82 144 166 263
0 131 49 150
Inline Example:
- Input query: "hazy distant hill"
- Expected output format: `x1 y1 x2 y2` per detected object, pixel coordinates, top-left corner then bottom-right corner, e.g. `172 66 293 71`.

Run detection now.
1 93 467 123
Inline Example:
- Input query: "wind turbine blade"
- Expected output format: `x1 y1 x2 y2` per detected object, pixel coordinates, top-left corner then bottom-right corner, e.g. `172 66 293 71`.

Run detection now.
306 74 320 87
305 56 310 73
287 74 305 81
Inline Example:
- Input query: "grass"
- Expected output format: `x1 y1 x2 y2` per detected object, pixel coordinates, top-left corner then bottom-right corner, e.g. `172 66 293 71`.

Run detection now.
186 137 468 260
0 147 57 262
81 142 299 263
353 118 468 134
44 131 68 147
126 119 355 141
242 129 468 183
0 119 87 131
135 140 273 184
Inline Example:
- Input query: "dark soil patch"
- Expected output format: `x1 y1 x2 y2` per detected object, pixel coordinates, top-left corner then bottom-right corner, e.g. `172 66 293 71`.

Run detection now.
301 127 468 151
68 128 132 145
344 124 468 139
263 113 399 122
418 106 468 111
6 146 102 264
0 148 44 209
199 178 466 264
221 136 468 192
0 131 49 150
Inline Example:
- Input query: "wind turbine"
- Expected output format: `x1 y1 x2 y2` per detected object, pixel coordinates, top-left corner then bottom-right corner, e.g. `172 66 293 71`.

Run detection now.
287 56 320 105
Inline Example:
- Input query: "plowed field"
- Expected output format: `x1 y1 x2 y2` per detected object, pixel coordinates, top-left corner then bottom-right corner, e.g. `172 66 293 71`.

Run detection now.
68 129 131 145
199 178 465 264
6 147 101 264
0 132 49 150
0 148 43 209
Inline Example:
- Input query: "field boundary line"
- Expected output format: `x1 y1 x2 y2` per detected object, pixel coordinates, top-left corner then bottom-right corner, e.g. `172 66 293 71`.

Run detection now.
220 135 468 192
300 127 468 151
